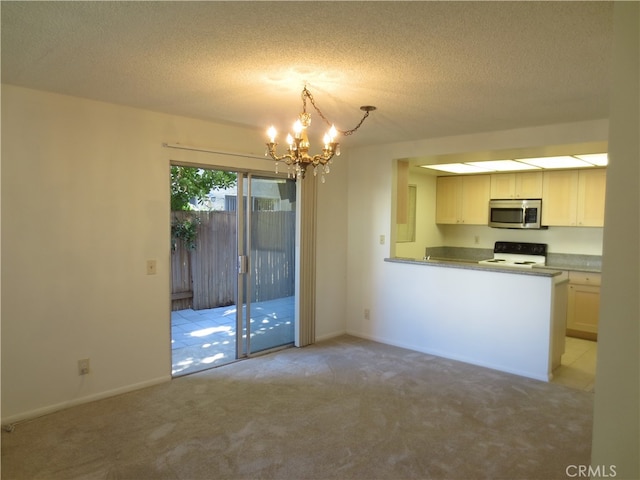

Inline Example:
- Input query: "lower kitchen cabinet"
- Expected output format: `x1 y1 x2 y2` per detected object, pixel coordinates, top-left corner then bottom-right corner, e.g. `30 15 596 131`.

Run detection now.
566 271 601 340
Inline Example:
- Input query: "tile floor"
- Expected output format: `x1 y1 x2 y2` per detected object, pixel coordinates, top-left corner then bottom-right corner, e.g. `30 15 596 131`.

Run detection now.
171 296 295 377
552 336 597 391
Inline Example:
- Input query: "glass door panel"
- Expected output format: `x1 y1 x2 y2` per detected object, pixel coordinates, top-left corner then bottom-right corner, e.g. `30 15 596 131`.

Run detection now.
171 167 239 376
244 175 296 354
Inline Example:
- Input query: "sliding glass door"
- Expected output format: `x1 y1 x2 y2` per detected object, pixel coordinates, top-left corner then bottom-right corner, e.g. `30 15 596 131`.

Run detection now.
171 167 295 376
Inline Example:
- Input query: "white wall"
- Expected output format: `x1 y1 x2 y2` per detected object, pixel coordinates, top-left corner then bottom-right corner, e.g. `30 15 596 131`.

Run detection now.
315 151 349 341
591 2 639 478
0 85 348 422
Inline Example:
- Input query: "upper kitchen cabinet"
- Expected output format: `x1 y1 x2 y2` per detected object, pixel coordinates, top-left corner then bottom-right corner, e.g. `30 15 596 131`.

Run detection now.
577 169 607 226
542 170 578 225
436 175 490 225
542 169 606 226
490 172 543 199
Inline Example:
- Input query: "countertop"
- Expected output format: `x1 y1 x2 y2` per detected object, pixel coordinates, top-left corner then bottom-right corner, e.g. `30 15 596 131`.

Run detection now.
541 262 601 274
386 257 564 278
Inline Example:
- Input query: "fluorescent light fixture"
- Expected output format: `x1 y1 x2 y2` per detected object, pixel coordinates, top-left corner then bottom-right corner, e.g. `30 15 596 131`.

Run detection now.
466 160 541 172
420 163 494 174
516 156 593 169
574 153 608 166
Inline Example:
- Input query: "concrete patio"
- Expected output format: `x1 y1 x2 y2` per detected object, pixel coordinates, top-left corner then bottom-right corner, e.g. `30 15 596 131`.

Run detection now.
171 296 295 376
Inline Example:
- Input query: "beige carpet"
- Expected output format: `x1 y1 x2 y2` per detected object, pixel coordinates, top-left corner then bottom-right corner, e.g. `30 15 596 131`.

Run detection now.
1 335 593 480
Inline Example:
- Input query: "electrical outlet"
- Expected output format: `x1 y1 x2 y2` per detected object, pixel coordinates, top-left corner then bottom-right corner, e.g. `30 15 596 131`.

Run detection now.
474 235 480 245
364 308 370 320
78 358 90 375
146 260 157 275
379 235 385 245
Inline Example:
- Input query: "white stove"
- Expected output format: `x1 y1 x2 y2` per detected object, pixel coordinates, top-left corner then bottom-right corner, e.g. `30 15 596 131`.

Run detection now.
478 241 547 269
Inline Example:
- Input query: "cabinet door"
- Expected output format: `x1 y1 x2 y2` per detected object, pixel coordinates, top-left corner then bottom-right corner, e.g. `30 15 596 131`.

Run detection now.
461 175 490 224
436 176 461 224
515 172 543 198
490 174 516 199
542 170 579 226
577 169 606 227
567 284 600 339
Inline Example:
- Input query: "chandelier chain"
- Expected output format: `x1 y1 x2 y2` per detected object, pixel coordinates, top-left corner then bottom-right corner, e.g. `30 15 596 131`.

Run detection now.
303 86 371 137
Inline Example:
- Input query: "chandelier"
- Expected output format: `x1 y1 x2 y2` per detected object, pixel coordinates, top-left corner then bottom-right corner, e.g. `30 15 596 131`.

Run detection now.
265 86 376 182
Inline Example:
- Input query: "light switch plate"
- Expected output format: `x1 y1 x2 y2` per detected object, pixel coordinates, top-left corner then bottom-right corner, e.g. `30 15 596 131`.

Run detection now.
146 260 157 275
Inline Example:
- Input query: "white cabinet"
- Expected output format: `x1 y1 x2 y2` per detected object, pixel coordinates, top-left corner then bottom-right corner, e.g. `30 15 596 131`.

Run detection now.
436 175 490 225
542 169 606 227
566 271 601 340
490 172 543 199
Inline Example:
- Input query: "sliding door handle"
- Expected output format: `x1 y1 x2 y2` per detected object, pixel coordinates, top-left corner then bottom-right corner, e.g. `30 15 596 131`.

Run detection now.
238 255 248 274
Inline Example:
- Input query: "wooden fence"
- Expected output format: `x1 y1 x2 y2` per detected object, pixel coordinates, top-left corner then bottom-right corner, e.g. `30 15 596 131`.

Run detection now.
171 210 295 311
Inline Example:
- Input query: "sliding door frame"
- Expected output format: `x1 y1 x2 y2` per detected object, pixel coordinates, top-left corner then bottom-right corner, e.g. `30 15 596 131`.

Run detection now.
169 155 315 363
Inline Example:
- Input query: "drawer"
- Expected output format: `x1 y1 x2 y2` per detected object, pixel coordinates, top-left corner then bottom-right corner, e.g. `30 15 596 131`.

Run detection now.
569 271 602 286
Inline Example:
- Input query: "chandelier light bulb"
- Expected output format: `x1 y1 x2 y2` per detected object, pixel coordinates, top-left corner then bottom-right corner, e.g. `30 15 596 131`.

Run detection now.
328 125 337 141
286 133 293 147
267 126 277 143
293 120 303 138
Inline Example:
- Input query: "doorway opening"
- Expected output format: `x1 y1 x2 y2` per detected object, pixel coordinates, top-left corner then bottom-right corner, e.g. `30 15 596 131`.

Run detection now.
170 166 296 376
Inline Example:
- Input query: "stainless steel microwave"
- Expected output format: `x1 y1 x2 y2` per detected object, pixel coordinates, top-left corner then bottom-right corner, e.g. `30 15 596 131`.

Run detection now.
488 199 546 229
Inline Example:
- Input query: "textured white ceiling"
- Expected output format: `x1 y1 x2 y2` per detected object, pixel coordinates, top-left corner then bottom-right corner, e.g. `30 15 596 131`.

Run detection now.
1 1 614 149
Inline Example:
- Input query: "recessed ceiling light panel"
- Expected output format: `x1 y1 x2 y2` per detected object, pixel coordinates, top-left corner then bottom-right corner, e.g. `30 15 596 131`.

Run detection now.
516 156 593 169
420 163 494 174
466 160 540 172
574 153 608 166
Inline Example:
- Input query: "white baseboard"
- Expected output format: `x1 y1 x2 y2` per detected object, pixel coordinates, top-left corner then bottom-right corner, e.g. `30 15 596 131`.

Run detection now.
1 375 171 426
315 329 347 343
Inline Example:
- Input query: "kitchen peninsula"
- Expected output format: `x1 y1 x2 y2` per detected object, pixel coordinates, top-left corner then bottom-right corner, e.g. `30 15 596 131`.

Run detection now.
382 257 567 381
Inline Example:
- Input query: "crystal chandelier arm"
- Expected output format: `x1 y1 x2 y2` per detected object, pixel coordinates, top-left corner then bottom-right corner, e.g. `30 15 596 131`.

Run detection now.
265 142 296 164
310 152 333 165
